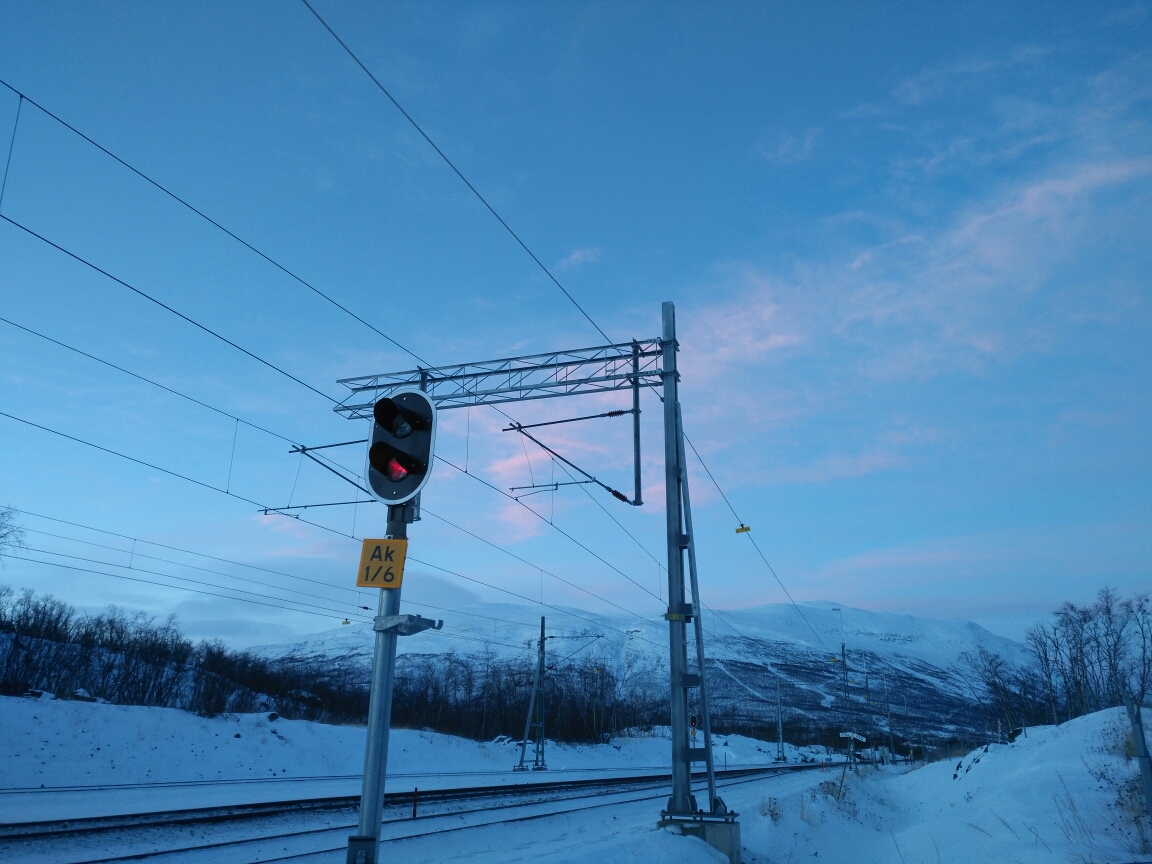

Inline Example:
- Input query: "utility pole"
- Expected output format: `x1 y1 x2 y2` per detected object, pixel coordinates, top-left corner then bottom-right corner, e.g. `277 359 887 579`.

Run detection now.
885 681 895 765
346 388 441 864
1121 684 1152 821
775 675 785 762
832 607 855 771
656 303 740 862
347 501 440 864
515 617 548 771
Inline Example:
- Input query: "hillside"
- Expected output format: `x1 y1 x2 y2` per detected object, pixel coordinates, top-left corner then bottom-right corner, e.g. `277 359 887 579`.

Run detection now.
253 600 1028 744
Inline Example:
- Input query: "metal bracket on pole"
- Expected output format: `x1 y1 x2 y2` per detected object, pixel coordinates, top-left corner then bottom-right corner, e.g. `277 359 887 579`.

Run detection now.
373 614 443 636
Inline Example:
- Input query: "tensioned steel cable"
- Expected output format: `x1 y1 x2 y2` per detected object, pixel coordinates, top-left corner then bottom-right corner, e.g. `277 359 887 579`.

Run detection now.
1 313 665 625
7 555 362 622
13 507 360 596
19 545 365 618
0 215 337 404
0 93 22 208
0 78 773 663
298 0 610 344
0 82 806 708
682 431 827 650
264 12 811 649
0 76 427 366
0 411 656 643
17 513 593 636
0 315 300 445
21 528 360 611
284 443 662 622
0 82 657 594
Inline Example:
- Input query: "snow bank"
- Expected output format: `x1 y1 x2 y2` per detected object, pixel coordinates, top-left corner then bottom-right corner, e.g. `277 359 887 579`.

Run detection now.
0 694 817 822
736 706 1152 863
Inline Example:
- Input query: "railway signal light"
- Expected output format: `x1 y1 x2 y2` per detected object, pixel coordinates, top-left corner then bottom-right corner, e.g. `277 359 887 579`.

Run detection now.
690 714 698 729
364 390 437 505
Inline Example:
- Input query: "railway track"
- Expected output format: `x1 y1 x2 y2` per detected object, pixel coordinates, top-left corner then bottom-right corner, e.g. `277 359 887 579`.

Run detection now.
1 764 819 863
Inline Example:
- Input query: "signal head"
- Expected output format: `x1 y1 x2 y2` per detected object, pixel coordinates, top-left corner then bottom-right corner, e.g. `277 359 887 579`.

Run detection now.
365 389 437 505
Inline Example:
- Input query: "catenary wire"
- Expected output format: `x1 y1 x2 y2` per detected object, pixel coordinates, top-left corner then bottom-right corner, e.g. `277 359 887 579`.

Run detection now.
0 77 796 690
1 305 667 628
0 79 805 707
298 0 610 344
0 80 648 527
3 555 557 654
0 412 657 643
0 215 337 403
0 93 21 209
6 554 363 622
12 507 362 596
0 76 427 367
21 528 363 612
0 316 664 629
15 511 596 637
1 247 655 616
0 315 301 445
682 431 827 650
18 544 368 618
284 444 664 622
2 252 789 703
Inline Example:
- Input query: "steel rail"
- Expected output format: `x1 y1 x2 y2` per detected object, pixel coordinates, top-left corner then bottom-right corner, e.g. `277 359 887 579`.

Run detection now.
19 765 817 863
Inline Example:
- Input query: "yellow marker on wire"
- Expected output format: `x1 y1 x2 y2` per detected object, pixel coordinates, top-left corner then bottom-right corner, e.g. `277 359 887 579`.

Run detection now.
735 524 751 534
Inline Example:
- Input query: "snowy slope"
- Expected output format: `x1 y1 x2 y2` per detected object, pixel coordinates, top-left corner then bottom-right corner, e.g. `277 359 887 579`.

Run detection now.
736 706 1152 863
4 694 1148 864
0 694 817 822
253 600 1028 738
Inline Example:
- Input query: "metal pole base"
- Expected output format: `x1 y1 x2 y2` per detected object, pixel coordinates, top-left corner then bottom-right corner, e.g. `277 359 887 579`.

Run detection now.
658 813 742 864
346 836 376 864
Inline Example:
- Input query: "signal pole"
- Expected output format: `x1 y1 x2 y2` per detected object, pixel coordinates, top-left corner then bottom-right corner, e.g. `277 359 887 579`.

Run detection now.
775 675 786 762
516 617 548 771
346 389 441 864
348 503 439 864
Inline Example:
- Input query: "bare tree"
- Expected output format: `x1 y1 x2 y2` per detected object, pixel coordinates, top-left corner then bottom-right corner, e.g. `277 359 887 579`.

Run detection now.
0 507 24 561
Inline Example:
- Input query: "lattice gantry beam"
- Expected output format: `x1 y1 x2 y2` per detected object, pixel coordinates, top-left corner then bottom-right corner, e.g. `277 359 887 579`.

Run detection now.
334 339 664 418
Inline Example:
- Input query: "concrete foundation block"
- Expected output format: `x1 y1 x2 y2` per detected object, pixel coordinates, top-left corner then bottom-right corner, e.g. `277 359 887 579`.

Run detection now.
659 817 742 864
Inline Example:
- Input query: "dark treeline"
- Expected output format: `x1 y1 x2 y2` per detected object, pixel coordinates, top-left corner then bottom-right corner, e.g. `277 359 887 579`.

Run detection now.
0 585 667 742
0 585 369 723
963 588 1151 735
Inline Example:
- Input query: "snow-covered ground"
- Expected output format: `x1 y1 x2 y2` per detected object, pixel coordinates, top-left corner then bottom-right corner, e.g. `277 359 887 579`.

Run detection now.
738 706 1152 863
3 695 1148 864
0 694 815 823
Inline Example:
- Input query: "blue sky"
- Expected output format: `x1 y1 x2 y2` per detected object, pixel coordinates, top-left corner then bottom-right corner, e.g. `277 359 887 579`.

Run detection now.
0 1 1148 646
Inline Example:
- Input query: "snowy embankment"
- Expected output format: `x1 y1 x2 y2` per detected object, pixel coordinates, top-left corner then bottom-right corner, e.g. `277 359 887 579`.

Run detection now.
0 694 814 823
737 706 1152 863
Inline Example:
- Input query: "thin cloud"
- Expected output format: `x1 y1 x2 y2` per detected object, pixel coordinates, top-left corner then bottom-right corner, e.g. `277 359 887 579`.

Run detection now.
557 247 602 270
760 128 820 165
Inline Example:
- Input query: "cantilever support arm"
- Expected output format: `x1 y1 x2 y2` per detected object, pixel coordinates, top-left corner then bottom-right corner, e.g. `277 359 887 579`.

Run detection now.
508 423 639 506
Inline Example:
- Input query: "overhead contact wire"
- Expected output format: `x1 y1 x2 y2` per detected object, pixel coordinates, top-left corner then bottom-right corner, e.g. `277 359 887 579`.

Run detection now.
299 0 610 343
0 76 427 367
0 215 337 404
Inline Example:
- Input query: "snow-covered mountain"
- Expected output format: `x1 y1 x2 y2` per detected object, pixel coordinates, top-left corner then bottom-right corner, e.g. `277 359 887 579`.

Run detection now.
252 600 1029 741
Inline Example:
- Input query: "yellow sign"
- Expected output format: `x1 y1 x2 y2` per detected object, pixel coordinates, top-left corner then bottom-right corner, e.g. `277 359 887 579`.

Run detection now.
356 538 408 589
735 524 751 534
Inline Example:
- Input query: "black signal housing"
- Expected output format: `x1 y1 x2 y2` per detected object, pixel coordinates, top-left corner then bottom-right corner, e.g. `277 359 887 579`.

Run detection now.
364 390 437 505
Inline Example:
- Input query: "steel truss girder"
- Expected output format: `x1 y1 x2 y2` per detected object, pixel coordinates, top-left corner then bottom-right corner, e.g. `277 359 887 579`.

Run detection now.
333 339 663 418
